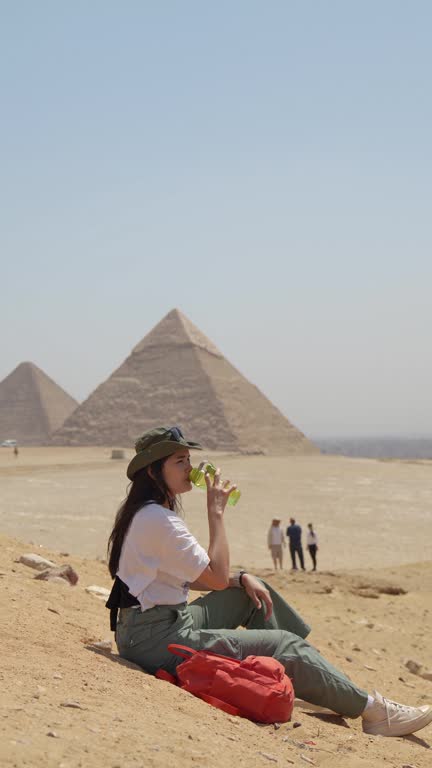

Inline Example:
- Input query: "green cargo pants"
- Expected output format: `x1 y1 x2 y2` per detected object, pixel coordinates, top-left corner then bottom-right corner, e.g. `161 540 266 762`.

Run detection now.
115 581 368 718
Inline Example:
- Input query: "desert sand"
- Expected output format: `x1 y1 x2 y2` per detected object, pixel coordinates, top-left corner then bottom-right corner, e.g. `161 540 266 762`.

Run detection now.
1 448 432 768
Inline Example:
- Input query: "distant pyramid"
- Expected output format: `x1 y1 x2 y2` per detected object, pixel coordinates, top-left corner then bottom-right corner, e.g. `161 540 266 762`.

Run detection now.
0 362 78 445
53 309 318 453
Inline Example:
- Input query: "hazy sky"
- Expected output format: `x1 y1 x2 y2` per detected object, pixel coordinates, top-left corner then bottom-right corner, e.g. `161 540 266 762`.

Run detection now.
1 2 431 438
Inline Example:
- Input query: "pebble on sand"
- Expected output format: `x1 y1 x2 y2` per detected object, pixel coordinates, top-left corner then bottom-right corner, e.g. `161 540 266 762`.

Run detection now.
19 554 56 571
405 658 432 682
90 640 112 652
85 585 110 599
34 564 79 586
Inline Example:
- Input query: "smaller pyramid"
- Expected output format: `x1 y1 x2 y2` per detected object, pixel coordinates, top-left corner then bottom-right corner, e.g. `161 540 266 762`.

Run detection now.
0 362 78 445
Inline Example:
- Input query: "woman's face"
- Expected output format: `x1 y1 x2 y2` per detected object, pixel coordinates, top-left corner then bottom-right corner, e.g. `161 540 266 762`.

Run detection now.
162 449 193 496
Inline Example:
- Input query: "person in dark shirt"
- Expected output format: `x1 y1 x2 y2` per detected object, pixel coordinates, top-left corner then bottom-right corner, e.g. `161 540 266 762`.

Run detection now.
286 518 305 571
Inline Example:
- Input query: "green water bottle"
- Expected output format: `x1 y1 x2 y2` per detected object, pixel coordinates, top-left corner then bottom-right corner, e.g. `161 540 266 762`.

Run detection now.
189 461 241 506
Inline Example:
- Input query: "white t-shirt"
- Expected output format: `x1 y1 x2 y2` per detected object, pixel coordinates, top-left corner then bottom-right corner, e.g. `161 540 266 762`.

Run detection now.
269 526 284 546
307 531 318 546
117 502 210 611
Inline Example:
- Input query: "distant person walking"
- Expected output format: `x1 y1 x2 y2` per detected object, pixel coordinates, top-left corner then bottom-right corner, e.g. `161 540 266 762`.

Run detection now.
267 518 286 570
306 523 318 571
286 518 305 571
13 445 19 458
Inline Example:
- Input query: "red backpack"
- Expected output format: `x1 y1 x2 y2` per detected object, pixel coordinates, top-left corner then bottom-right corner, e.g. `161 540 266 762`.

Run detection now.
156 644 295 723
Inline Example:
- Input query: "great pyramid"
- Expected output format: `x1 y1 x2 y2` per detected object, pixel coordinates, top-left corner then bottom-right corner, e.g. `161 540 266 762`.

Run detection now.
0 362 78 445
53 309 318 453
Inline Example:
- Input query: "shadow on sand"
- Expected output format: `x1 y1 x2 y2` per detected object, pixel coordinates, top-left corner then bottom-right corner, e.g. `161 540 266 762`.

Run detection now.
85 644 145 673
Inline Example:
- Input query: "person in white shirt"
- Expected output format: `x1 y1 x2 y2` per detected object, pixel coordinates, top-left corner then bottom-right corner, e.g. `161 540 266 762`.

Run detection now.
267 518 286 569
105 425 432 738
306 523 318 571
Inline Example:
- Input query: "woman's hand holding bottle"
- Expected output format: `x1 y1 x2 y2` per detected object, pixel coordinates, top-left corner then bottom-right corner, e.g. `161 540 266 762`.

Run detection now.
189 462 241 505
205 468 237 517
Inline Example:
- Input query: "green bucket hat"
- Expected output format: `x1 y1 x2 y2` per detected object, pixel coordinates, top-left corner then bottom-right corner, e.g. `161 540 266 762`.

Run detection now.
126 426 202 480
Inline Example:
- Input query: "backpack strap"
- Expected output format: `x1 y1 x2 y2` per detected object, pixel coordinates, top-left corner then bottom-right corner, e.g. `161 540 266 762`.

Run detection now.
155 669 178 684
198 693 241 717
167 644 198 659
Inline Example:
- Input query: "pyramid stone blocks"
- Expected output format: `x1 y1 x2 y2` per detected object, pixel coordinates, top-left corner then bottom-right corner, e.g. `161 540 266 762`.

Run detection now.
52 309 318 454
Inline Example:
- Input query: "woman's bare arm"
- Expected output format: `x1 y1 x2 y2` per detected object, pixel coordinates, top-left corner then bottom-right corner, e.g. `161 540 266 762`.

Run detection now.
189 468 234 590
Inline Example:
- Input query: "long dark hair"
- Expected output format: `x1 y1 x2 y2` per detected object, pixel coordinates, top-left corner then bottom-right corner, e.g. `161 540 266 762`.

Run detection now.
107 457 181 578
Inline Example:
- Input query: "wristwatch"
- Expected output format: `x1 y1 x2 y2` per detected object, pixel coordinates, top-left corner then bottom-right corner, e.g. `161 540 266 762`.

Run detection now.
232 570 247 588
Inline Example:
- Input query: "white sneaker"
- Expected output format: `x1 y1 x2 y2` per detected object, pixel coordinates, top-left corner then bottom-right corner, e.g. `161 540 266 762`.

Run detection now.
362 690 432 737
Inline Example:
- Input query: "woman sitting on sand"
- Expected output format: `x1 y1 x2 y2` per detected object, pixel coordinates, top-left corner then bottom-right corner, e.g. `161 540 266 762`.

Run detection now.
106 426 432 738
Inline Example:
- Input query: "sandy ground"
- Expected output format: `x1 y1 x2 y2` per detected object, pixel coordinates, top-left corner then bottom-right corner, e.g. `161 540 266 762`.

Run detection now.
1 448 432 768
1 448 432 569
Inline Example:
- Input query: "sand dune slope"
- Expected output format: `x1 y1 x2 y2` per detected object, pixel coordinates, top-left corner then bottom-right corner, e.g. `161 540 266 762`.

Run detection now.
1 535 432 768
